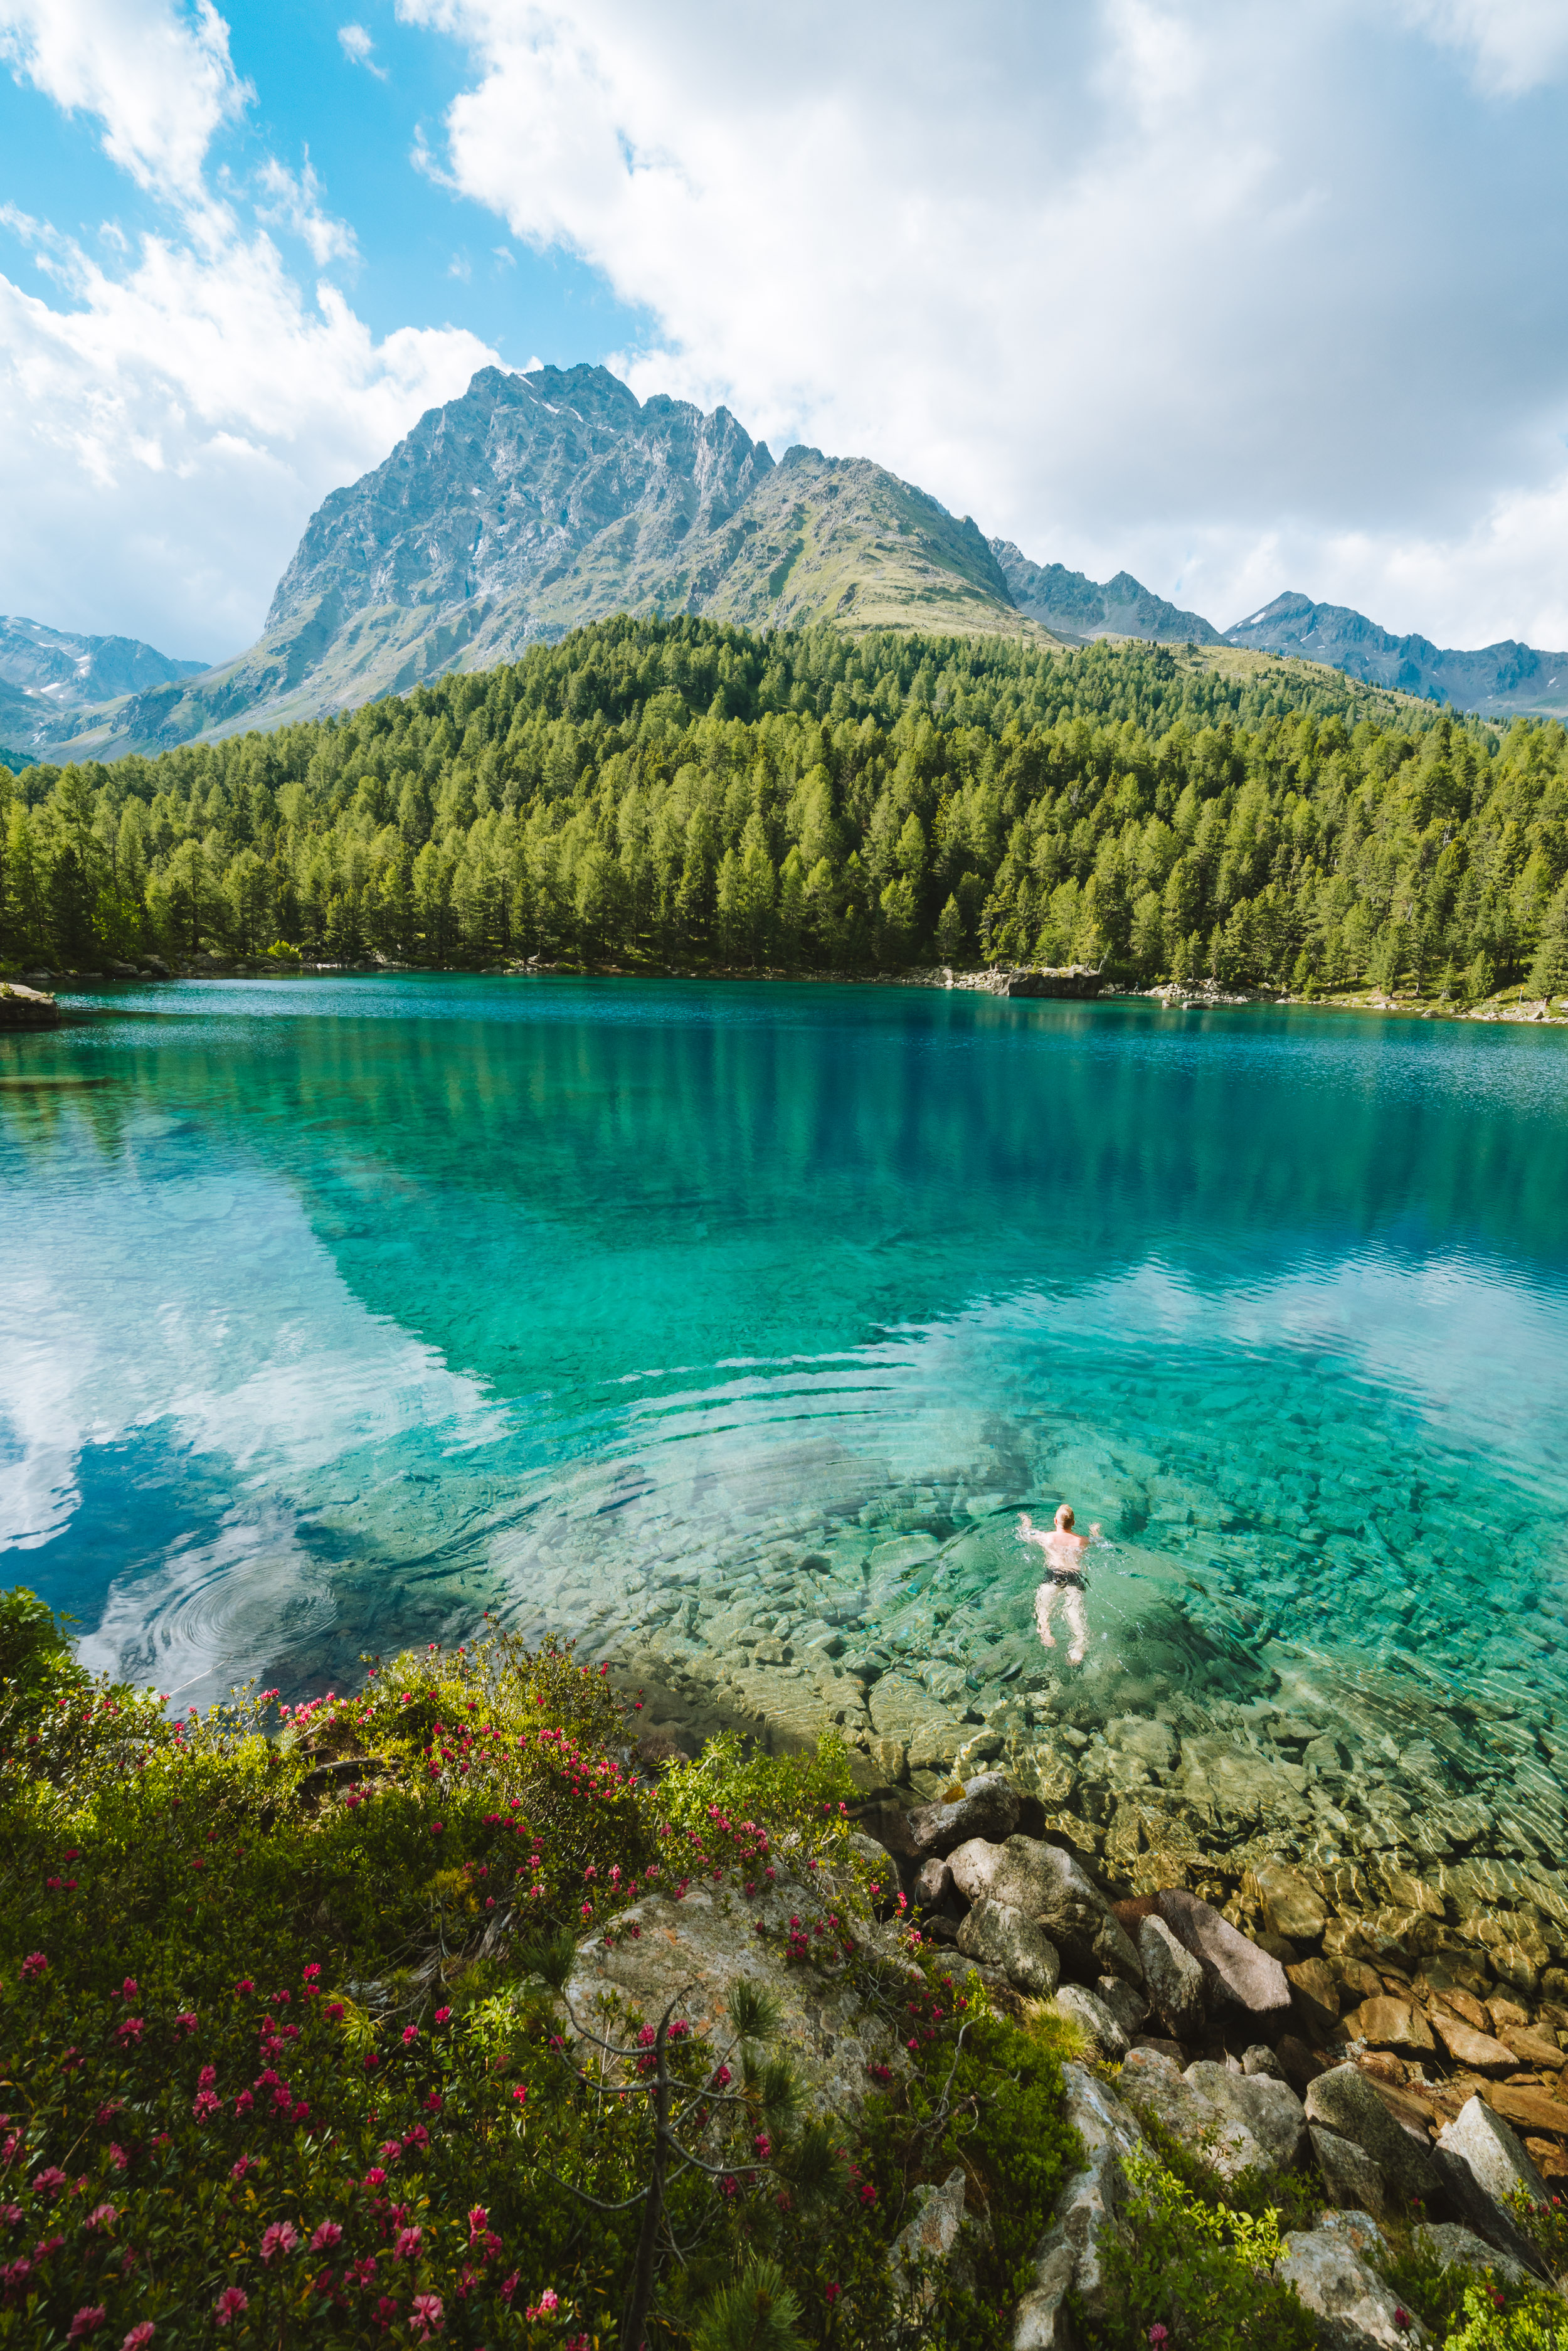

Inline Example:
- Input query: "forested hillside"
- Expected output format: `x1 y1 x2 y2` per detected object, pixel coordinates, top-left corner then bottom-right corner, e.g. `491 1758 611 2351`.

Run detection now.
4 617 1567 999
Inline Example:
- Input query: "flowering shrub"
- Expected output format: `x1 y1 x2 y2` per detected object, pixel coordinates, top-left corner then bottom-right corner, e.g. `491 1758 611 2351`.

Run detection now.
0 1597 1078 2348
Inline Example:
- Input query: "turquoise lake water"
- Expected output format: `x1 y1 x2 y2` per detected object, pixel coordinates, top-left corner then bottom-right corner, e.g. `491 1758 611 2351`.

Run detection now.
3 976 1567 1847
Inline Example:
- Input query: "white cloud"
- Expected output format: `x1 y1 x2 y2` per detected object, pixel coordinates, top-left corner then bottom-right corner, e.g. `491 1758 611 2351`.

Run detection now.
0 204 496 657
338 20 389 78
398 0 1568 647
0 0 248 204
255 154 359 269
1400 0 1568 95
0 0 497 656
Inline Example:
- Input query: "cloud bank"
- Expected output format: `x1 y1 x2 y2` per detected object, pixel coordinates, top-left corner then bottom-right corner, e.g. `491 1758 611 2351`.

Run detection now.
401 0 1568 648
0 0 495 659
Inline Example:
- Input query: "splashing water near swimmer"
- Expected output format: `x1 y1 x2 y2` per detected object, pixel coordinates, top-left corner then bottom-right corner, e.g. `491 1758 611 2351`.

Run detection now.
1019 1504 1101 1667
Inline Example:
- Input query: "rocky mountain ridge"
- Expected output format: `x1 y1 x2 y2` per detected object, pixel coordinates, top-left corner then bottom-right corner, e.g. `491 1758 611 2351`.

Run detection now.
25 364 1568 764
1224 590 1568 721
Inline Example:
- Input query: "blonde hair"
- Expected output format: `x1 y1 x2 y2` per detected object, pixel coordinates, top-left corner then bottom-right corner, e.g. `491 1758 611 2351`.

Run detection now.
1055 1504 1074 1529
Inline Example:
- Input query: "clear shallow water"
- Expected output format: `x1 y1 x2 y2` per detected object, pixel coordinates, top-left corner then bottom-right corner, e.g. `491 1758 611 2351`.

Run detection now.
3 977 1567 1854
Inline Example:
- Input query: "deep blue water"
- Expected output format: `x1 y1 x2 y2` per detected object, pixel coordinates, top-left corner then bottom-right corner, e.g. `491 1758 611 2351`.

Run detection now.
3 975 1566 1836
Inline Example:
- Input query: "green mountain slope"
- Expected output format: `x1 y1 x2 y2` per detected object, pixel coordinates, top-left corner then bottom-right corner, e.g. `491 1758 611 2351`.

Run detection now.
47 368 1044 763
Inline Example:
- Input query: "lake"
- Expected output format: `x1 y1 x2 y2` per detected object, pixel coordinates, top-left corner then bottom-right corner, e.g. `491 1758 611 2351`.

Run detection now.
3 975 1567 1882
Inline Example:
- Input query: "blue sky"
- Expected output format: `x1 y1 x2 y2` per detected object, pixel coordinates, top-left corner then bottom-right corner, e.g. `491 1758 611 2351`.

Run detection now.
3 1 1568 666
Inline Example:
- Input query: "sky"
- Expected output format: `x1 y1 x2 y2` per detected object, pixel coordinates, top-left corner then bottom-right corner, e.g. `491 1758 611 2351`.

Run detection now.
3 1 1568 667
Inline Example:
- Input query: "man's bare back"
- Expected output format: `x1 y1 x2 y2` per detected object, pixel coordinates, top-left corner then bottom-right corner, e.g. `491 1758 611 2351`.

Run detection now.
1019 1504 1100 1665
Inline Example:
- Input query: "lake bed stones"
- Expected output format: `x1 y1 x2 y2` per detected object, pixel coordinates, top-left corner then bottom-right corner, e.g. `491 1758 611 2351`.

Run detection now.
1342 1996 1435 2054
1247 1860 1329 1943
956 1894 1061 1996
948 1834 1143 1986
1138 1914 1206 2042
1427 2010 1516 2074
1304 2063 1441 2210
1155 1886 1291 2022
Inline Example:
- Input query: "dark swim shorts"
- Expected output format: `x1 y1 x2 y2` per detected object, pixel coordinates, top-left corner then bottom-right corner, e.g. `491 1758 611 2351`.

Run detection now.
1049 1571 1086 1591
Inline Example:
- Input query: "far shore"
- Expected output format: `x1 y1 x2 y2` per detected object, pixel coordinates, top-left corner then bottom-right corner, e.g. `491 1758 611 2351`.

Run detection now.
8 953 1568 1030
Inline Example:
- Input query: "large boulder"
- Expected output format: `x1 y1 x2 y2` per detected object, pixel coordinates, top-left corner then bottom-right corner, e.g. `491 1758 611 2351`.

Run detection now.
1138 1914 1205 2041
888 2166 970 2305
950 1835 1143 1986
906 1773 1021 1859
1051 1984 1130 2062
563 1876 909 2121
1276 2211 1433 2348
1304 2064 1441 2210
1155 1887 1291 2022
1012 2063 1147 2349
1096 1976 1149 2040
1311 2125 1389 2216
1417 2222 1534 2298
957 1895 1062 1996
1117 2048 1266 2184
1431 2141 1554 2283
1436 2093 1550 2208
1184 2061 1308 2170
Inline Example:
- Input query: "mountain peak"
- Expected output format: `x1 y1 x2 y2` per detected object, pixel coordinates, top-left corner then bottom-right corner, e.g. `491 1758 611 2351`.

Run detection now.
1223 592 1568 714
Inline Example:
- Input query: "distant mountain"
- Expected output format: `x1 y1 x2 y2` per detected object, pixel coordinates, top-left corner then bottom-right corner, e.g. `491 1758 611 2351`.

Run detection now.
1223 592 1568 720
51 366 1048 763
0 616 204 754
990 544 1223 645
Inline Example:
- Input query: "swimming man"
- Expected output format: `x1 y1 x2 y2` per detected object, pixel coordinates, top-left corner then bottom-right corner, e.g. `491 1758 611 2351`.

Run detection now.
1019 1505 1100 1667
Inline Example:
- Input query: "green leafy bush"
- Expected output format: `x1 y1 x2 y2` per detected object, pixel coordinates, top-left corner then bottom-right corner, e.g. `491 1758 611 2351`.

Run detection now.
1082 2146 1316 2351
1443 2278 1568 2348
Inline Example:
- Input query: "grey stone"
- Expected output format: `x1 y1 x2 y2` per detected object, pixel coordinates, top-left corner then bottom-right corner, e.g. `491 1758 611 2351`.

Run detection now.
1096 1975 1149 2039
1052 1985 1130 2062
1417 2222 1534 2298
1304 2064 1441 2210
956 1895 1062 1996
1184 2061 1308 2170
1277 2211 1433 2348
1117 2047 1267 2183
1012 2063 1146 2349
1311 2125 1389 2216
1436 2092 1550 2210
889 2165 968 2303
916 1856 955 1909
1138 1913 1206 2041
949 1835 1143 1986
1242 2044 1287 2079
1155 1886 1292 2019
906 1772 1022 1859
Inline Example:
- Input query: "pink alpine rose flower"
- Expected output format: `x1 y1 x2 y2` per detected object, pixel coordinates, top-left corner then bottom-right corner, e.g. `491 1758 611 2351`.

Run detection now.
213 2286 248 2325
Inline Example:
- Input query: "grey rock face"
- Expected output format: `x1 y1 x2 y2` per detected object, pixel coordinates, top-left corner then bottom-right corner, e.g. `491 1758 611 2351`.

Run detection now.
1117 2048 1266 2183
1155 1887 1291 2019
1431 2143 1554 2282
956 1896 1062 1996
889 2166 969 2303
1312 2125 1389 2216
1276 2211 1433 2348
1417 2222 1534 2297
1138 1914 1205 2041
949 1836 1143 1986
1184 2061 1308 2170
1436 2093 1550 2210
1304 2065 1441 2210
1242 2044 1287 2079
906 1772 1021 1859
1096 1976 1150 2039
915 1855 956 1909
1051 1985 1130 2062
1012 2063 1147 2349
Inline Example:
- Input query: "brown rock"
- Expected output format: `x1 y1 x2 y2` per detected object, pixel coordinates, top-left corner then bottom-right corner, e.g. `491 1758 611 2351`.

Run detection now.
1426 1985 1490 2033
1248 1861 1329 1943
1345 1997 1434 2054
1287 1958 1340 2039
1429 2013 1517 2074
1484 2083 1568 2139
1526 2136 1568 2180
1507 2027 1565 2069
1488 1997 1531 2034
1330 1955 1385 2004
1276 2033 1327 2094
